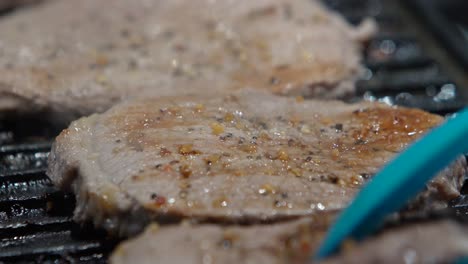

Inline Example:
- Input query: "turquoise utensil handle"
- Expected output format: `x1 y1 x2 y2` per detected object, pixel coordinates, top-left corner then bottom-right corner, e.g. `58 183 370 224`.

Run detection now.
316 107 468 260
454 257 468 264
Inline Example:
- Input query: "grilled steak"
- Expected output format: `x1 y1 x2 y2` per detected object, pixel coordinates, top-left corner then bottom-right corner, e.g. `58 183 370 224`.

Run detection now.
323 220 468 264
47 90 466 236
111 218 468 264
0 0 375 123
110 216 333 264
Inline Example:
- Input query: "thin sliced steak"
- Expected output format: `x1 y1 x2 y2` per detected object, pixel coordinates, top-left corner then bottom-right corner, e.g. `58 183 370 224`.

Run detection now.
110 216 333 264
110 218 468 264
47 90 466 236
0 0 375 123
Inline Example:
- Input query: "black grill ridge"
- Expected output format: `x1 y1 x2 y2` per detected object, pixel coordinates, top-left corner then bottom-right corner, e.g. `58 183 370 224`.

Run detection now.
0 139 118 263
1 0 467 263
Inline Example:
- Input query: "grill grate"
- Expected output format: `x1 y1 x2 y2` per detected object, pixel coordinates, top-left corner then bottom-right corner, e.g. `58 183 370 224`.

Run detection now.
0 150 118 263
0 0 467 263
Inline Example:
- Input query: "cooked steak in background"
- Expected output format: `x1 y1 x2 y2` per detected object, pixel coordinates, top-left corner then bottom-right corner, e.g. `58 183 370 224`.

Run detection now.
323 220 468 264
110 218 468 264
110 216 334 264
0 0 374 124
47 89 466 237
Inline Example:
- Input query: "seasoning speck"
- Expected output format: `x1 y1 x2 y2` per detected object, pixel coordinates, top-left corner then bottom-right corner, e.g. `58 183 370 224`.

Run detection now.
211 122 225 135
179 164 192 178
178 144 201 155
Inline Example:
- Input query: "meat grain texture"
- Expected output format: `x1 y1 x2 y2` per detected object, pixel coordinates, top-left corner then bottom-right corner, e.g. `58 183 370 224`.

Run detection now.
0 0 374 123
47 90 466 237
110 219 468 264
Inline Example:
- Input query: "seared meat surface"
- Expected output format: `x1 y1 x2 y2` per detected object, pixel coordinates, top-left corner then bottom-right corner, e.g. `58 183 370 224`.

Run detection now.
0 0 374 123
47 90 466 236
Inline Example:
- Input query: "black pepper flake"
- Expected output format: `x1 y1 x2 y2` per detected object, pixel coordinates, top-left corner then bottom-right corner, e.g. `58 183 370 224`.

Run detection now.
334 123 343 132
219 132 233 141
155 164 162 169
115 139 121 143
305 156 312 162
354 139 366 145
269 76 280 85
150 193 158 199
220 239 232 249
281 192 288 199
288 139 295 147
353 109 366 115
259 122 268 129
274 200 287 207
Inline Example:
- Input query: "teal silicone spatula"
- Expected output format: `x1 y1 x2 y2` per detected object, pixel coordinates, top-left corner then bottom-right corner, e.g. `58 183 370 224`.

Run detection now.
315 107 468 260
